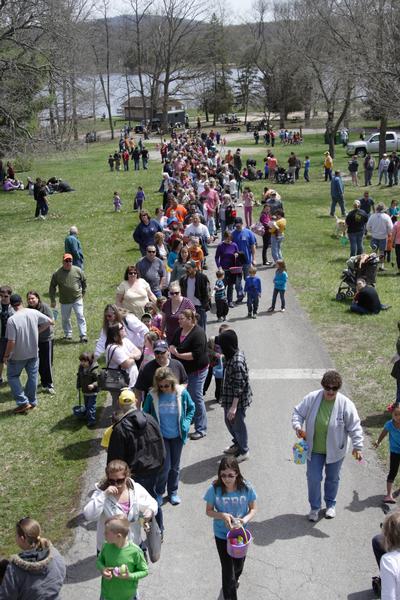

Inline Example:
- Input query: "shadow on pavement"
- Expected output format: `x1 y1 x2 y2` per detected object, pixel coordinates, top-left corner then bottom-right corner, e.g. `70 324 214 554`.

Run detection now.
66 513 96 531
180 455 222 484
249 515 329 546
345 491 384 513
59 437 103 460
361 412 387 429
347 590 375 599
65 555 98 584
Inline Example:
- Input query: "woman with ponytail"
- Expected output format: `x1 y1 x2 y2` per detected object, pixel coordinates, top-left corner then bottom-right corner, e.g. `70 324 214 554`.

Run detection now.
0 517 65 599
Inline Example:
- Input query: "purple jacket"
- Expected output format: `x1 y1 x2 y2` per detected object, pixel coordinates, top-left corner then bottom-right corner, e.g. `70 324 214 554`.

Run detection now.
215 241 239 270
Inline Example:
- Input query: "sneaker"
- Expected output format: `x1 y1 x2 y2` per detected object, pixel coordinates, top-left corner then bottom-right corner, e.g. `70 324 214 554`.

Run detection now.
217 317 223 322
14 403 30 414
325 507 336 519
252 314 257 319
80 335 88 343
235 451 250 463
281 308 286 312
308 509 319 522
190 431 206 440
63 335 72 340
44 386 56 395
228 302 235 308
267 307 275 313
169 494 181 505
247 313 252 318
223 443 239 455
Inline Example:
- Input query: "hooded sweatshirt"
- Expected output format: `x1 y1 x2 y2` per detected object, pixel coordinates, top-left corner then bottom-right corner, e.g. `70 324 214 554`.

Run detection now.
0 544 65 600
107 409 166 476
216 331 253 409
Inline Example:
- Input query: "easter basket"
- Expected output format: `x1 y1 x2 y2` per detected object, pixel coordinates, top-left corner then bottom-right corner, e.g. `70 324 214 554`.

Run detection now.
226 527 252 559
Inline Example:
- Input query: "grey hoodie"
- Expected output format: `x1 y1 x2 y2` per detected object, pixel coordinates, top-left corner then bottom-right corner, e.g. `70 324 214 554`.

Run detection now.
0 544 65 600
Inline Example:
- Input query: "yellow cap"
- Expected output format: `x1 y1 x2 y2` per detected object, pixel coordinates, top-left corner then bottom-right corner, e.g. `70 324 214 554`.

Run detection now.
118 388 136 408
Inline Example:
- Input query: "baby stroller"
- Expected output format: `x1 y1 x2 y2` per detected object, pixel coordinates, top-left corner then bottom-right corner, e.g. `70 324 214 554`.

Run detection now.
335 253 379 301
275 167 293 184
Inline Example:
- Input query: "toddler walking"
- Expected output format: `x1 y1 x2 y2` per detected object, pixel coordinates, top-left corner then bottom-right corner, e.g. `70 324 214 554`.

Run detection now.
113 191 122 212
214 269 229 322
244 265 261 318
76 351 99 427
267 259 288 313
374 405 400 503
96 515 148 600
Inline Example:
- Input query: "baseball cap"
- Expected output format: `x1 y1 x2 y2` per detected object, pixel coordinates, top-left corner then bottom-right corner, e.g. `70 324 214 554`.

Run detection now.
185 260 197 269
118 388 136 408
234 217 243 224
154 340 169 353
63 253 73 261
9 293 22 306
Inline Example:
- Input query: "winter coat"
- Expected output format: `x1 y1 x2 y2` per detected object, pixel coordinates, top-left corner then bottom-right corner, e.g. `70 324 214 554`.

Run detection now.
0 544 65 600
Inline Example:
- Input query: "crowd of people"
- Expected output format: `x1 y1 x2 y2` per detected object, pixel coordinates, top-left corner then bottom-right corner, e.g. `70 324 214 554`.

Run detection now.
2 125 400 600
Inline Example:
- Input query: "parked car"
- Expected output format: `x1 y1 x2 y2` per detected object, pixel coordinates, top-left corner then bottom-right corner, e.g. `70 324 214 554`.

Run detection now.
346 131 400 156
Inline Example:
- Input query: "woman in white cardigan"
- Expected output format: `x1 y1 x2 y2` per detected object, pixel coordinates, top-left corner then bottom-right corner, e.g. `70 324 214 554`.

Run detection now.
292 370 363 522
83 459 157 552
381 511 400 600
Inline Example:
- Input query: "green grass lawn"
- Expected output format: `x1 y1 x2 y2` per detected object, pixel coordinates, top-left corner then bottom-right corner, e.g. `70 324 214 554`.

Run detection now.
0 132 396 554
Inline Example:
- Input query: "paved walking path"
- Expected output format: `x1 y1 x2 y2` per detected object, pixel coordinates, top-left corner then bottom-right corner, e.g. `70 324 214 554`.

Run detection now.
62 233 385 600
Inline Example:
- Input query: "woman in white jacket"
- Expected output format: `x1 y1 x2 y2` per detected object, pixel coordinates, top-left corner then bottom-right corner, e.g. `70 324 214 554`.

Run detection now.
83 459 157 552
94 304 148 360
292 370 363 522
381 511 400 600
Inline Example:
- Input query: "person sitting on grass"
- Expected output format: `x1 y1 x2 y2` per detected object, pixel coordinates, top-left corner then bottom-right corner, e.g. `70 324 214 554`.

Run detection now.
350 278 390 315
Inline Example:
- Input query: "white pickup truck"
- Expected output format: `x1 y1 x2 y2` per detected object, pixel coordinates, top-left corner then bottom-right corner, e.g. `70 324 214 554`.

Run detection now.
346 131 400 156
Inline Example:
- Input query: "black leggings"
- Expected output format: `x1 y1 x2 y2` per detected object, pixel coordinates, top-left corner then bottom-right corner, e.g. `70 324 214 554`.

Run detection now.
215 536 245 600
395 245 400 270
388 452 400 482
262 232 271 264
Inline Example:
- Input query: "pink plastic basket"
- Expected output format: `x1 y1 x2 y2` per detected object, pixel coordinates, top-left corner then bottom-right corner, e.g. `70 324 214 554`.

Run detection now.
226 527 252 559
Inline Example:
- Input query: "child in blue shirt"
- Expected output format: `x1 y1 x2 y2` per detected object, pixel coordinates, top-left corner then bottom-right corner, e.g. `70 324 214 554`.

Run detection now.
304 156 310 182
374 405 400 503
267 259 288 313
244 265 261 318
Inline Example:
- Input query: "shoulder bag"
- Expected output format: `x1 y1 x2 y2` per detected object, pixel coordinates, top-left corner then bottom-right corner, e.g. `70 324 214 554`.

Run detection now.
98 346 130 391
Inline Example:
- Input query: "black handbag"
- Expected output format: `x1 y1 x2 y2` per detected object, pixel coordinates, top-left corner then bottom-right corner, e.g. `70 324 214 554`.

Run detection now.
98 346 130 391
391 359 400 380
144 515 162 563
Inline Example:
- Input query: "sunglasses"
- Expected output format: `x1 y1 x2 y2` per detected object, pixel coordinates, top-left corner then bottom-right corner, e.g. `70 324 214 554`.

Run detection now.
147 250 156 254
324 386 339 392
108 478 125 485
155 350 167 355
221 473 236 479
128 271 137 275
169 291 180 296
64 259 72 263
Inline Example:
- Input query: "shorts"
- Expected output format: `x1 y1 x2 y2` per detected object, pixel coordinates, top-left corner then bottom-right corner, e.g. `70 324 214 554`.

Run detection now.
370 238 386 253
0 338 7 363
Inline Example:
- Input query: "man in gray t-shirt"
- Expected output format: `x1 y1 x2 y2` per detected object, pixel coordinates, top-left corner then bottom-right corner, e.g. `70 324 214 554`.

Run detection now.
4 294 53 413
136 245 166 297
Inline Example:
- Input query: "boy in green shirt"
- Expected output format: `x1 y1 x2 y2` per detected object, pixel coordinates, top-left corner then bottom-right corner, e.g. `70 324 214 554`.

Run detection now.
96 515 148 600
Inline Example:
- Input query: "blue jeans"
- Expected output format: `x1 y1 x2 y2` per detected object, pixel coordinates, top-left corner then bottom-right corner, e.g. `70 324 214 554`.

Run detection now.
330 197 346 216
348 231 364 256
306 452 344 510
195 306 207 331
271 289 285 309
156 437 184 497
271 236 283 262
235 264 250 299
84 394 97 424
7 357 39 407
247 294 259 315
187 367 208 435
224 407 248 454
135 472 163 532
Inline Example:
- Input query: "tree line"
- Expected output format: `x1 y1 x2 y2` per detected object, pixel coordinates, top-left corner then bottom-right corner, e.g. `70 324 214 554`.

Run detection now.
1 0 400 155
